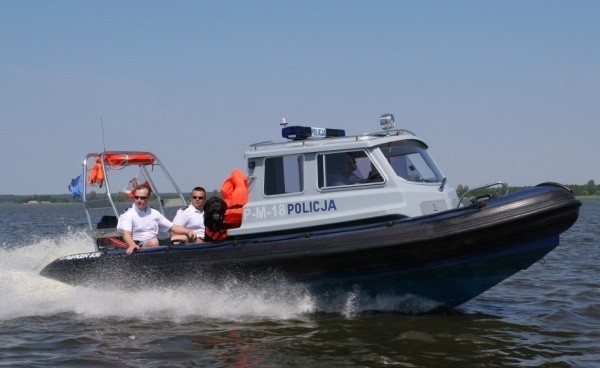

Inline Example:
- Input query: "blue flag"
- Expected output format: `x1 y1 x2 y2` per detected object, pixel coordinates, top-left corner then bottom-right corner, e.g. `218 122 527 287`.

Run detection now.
68 174 83 199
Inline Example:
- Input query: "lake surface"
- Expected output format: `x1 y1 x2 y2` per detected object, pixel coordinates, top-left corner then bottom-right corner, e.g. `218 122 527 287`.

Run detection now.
0 200 598 367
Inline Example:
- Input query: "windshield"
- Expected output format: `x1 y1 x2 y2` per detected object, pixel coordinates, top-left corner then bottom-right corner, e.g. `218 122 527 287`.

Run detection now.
379 140 444 183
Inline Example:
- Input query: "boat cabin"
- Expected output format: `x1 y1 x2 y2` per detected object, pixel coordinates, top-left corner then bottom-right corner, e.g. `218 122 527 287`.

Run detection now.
228 114 459 236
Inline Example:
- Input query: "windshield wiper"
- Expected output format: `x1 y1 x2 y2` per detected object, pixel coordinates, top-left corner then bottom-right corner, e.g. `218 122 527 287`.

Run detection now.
439 177 447 192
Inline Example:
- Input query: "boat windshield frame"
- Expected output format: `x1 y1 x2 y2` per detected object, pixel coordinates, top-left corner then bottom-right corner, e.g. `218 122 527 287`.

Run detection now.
378 140 444 183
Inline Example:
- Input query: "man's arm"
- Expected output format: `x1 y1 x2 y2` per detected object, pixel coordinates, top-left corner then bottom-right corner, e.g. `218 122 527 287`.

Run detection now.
170 224 198 242
123 230 140 255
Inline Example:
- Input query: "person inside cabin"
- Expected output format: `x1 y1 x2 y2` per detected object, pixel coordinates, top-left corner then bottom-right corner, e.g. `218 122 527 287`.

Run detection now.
346 153 366 183
170 186 207 244
117 183 197 254
326 153 365 186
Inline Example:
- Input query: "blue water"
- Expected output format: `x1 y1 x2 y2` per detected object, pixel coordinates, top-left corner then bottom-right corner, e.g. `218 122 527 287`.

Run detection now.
0 200 598 367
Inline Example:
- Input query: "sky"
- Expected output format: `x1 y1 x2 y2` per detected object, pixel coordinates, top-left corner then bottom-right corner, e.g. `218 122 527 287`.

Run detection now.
1 0 598 195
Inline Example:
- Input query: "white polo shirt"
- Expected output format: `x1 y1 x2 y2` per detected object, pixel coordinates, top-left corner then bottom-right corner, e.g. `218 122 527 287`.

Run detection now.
172 204 205 238
117 204 174 242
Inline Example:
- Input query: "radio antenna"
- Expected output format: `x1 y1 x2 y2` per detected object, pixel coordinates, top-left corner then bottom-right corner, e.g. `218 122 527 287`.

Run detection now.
101 116 107 152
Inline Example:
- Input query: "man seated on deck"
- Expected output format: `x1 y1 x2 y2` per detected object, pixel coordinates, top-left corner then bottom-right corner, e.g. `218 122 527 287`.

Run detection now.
170 186 207 244
117 183 197 255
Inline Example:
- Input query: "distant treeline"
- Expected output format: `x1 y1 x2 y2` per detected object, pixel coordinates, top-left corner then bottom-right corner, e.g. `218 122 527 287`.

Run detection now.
1 181 598 204
0 194 78 204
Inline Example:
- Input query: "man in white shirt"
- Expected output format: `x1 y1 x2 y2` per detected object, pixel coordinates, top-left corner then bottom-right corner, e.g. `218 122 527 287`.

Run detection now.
117 184 196 254
171 186 207 243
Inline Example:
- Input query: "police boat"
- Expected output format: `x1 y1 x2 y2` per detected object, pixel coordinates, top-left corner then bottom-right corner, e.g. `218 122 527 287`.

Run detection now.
40 114 581 311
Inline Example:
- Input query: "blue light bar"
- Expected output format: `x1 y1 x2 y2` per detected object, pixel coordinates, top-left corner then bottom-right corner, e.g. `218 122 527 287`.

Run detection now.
282 126 346 140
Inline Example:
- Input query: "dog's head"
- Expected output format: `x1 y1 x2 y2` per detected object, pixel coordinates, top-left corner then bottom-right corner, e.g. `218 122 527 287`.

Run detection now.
204 196 227 231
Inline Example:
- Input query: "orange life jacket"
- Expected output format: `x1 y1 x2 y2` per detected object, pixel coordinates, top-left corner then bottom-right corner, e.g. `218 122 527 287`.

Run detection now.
87 160 105 187
220 168 248 228
204 227 228 242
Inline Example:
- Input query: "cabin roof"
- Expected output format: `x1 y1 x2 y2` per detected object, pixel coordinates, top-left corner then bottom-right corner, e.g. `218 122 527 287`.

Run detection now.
244 129 425 158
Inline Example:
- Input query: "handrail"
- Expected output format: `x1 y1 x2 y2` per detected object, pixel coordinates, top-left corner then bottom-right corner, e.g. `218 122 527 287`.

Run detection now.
458 182 509 207
248 129 416 151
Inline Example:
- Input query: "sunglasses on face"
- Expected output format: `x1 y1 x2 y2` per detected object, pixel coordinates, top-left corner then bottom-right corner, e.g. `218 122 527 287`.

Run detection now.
134 196 148 200
192 196 205 200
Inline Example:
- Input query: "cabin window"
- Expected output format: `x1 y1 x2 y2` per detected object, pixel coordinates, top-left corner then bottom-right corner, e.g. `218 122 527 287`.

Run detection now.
317 150 382 188
264 155 304 195
380 140 444 183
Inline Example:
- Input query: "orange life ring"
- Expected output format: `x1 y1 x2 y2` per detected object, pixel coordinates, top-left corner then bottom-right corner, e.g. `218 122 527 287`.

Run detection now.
102 153 155 166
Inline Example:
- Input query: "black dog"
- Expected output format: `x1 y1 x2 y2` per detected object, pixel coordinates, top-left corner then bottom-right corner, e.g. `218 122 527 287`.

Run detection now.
204 196 227 232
